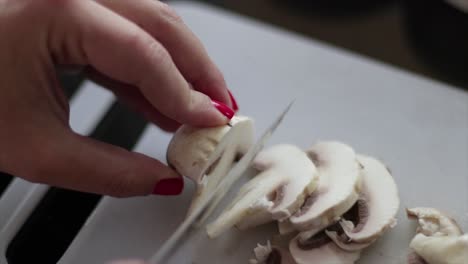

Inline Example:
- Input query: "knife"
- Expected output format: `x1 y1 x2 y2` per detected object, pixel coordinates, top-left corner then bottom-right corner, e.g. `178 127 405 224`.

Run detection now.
148 101 294 264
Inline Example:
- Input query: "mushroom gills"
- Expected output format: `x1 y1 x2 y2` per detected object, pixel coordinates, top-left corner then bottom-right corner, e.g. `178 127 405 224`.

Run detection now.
249 241 296 264
206 144 318 238
326 155 400 250
289 231 361 264
325 200 373 251
289 141 362 236
166 116 254 222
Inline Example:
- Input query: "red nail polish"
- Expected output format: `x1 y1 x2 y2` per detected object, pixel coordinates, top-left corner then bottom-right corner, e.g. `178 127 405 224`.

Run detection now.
227 90 239 112
212 100 234 119
152 178 184 195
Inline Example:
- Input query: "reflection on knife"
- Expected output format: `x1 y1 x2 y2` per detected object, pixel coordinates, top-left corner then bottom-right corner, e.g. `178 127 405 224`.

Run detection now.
148 101 294 264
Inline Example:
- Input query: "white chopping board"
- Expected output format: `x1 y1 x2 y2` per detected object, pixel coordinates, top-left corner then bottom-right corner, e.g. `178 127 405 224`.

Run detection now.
59 1 468 263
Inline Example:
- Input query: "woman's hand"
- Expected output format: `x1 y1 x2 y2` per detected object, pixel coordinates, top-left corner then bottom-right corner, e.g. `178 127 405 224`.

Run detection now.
0 0 237 197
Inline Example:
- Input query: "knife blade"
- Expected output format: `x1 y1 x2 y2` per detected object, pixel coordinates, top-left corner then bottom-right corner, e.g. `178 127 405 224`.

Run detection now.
148 101 294 264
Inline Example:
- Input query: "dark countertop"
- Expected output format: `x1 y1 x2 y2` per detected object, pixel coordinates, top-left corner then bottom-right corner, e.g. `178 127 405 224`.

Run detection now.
186 0 468 91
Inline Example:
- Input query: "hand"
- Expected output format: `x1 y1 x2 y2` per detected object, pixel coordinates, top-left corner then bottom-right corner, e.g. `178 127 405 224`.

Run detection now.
0 0 238 197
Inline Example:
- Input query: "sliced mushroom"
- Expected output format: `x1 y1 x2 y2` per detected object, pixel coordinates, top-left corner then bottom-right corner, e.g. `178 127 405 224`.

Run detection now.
324 201 372 251
407 207 467 264
289 141 362 238
326 155 400 251
406 207 463 237
409 234 468 264
206 144 318 238
249 241 296 264
167 116 254 217
278 220 296 235
289 231 361 264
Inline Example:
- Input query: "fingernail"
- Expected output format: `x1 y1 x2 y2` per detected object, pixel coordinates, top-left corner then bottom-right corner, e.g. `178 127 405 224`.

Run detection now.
212 100 234 119
227 89 239 112
152 177 184 195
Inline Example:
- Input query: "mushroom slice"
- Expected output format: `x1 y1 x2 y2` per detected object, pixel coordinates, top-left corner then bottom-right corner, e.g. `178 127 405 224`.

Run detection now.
324 201 373 251
289 141 361 236
406 207 463 237
409 234 468 264
167 115 254 216
278 220 296 235
289 230 361 264
249 241 296 264
326 155 400 250
206 144 318 238
407 207 467 264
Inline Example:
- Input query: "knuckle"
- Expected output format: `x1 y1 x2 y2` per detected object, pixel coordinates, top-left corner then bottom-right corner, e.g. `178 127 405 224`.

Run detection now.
125 30 169 63
174 90 199 124
146 40 170 63
157 2 183 24
123 31 171 84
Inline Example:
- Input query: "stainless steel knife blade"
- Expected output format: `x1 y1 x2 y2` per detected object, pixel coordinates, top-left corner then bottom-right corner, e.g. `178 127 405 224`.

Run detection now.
148 101 294 264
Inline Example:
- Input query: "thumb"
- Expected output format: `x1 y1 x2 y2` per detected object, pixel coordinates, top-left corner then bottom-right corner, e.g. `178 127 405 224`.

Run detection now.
32 131 183 197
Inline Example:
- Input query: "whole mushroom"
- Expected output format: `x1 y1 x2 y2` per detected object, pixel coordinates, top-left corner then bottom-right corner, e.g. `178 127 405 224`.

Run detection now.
167 115 254 221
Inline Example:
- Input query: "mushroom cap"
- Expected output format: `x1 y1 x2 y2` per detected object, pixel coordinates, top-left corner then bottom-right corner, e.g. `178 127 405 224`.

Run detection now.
410 234 468 264
406 207 463 237
289 234 361 264
206 144 318 238
167 115 254 182
290 141 361 233
336 155 399 244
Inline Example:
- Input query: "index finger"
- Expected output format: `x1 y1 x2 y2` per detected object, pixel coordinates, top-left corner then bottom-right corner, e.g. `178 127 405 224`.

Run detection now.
64 0 231 126
97 0 232 107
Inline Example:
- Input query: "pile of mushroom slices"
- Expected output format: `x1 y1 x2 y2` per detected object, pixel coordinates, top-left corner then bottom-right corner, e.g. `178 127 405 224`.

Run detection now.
167 115 400 263
406 207 468 264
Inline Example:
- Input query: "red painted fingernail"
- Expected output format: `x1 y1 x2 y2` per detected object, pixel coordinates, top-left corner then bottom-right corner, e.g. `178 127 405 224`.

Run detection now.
227 89 239 112
152 177 184 195
212 100 234 119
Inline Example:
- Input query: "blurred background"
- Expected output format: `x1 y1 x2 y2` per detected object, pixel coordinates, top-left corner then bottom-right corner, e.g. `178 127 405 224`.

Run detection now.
1 2 466 263
170 0 468 91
